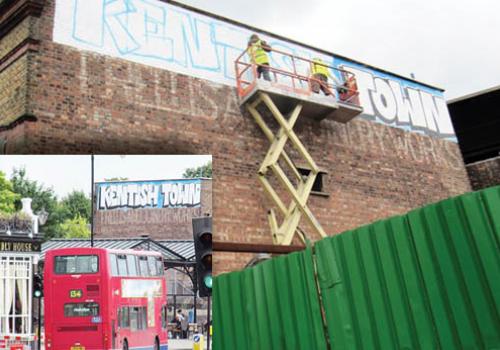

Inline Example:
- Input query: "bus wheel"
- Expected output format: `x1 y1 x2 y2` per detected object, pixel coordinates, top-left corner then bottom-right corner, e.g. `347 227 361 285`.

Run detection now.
154 337 160 350
122 340 129 350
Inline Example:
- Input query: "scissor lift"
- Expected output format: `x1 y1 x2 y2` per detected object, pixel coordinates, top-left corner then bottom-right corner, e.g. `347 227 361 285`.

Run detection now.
235 48 363 245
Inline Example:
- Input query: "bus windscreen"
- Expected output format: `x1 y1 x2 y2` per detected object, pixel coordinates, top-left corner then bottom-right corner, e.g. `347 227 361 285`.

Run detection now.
55 255 99 274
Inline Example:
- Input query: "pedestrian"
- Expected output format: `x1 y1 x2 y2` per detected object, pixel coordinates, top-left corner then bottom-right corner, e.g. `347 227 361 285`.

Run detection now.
180 310 189 339
247 34 272 81
309 57 343 96
175 309 183 339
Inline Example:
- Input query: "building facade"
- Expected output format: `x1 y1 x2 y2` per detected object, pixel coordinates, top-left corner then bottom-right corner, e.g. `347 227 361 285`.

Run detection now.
0 200 42 348
448 86 500 191
94 178 212 240
0 0 471 272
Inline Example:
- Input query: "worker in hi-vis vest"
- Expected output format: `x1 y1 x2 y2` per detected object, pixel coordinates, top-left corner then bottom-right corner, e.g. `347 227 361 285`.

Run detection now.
247 34 272 81
310 57 342 96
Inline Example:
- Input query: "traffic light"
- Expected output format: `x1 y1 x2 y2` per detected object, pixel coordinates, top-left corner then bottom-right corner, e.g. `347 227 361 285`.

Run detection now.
192 216 212 297
33 273 43 298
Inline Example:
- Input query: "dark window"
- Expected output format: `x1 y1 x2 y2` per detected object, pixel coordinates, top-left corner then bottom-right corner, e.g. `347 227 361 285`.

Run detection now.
156 258 164 276
117 255 128 276
148 256 158 276
119 307 130 328
64 303 99 317
130 307 147 331
297 168 327 194
110 254 118 276
161 305 167 329
127 255 138 276
138 257 149 276
55 255 99 274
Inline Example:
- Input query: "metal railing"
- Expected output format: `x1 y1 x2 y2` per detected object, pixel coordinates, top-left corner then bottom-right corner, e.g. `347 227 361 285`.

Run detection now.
235 47 361 105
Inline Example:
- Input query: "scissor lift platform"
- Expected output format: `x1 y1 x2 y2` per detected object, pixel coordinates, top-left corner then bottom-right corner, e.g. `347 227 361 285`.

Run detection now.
235 46 364 245
240 79 363 123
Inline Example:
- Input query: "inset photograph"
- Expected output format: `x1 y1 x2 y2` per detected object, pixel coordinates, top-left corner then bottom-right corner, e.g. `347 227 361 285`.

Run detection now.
0 155 212 350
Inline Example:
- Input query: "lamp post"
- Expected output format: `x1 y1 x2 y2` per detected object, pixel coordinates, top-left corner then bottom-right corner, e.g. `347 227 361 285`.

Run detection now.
37 208 48 227
35 207 47 350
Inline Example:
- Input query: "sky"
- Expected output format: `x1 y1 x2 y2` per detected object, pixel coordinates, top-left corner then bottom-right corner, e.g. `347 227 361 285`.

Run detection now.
0 155 211 198
175 0 500 100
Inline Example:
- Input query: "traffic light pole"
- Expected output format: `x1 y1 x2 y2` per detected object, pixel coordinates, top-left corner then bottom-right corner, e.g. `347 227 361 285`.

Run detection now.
37 298 41 350
90 154 94 248
207 295 211 350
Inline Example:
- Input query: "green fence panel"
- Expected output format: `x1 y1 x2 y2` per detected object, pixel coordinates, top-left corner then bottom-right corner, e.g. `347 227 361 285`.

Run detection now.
213 247 328 350
316 186 500 349
213 187 500 349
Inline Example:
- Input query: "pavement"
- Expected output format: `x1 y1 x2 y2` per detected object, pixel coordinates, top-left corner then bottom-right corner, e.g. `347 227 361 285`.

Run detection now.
169 338 212 350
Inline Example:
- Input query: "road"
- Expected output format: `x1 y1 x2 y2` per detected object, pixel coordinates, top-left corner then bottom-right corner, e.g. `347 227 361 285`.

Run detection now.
169 338 211 349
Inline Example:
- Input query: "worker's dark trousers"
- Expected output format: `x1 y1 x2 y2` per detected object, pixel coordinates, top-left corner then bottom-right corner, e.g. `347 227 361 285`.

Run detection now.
311 73 331 95
257 63 271 81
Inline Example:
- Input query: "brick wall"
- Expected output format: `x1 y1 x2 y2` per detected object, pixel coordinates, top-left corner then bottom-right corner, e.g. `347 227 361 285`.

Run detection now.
0 1 44 134
0 16 30 127
94 179 212 240
466 156 500 191
1 0 472 273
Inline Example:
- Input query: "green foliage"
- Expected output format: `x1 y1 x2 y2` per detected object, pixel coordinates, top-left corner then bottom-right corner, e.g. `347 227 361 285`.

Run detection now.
58 216 90 238
183 161 212 178
61 191 91 222
10 168 92 240
11 167 60 239
0 171 18 213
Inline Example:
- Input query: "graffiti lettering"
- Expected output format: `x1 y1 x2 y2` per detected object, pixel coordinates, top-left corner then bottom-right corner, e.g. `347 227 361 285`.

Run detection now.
343 66 454 138
54 0 456 140
97 180 201 210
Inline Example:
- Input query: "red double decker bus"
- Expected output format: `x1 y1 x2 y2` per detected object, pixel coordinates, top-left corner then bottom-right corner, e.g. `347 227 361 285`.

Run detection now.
44 247 168 350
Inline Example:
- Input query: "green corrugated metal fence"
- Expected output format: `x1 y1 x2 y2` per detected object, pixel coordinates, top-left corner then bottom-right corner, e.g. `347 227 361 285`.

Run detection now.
213 247 328 349
214 186 500 349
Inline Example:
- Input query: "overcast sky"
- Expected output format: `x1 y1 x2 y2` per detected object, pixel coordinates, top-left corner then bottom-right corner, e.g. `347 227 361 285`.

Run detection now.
176 0 500 99
0 155 211 198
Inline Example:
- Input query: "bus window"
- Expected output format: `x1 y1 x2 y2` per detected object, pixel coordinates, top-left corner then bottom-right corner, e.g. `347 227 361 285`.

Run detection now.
110 254 118 276
161 305 167 329
117 255 128 276
55 255 99 274
119 307 130 328
130 307 147 330
147 256 158 276
64 302 100 317
138 257 149 277
156 258 164 276
126 255 138 276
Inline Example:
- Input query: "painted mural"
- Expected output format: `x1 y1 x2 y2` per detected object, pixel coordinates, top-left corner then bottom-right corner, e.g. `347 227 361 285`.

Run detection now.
96 179 202 210
53 0 456 140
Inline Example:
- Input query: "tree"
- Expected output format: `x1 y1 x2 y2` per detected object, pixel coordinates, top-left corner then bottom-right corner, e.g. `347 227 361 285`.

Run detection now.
61 191 91 222
59 216 90 238
11 167 60 239
0 171 18 213
183 161 212 178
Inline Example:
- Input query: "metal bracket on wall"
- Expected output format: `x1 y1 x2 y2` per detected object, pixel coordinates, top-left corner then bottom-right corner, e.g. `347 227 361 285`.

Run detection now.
246 92 327 245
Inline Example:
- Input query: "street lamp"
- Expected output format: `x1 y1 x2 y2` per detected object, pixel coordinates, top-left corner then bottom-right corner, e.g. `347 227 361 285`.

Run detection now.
37 208 48 226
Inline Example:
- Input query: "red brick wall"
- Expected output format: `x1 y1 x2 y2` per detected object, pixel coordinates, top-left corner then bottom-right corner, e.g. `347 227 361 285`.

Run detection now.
466 157 500 191
94 179 212 240
1 0 472 273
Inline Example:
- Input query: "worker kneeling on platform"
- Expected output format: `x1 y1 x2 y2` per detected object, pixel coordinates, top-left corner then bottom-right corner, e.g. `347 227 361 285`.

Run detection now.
310 57 343 96
248 34 272 81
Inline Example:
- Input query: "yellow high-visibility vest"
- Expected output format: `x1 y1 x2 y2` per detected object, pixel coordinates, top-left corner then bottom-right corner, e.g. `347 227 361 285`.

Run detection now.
312 59 329 77
248 40 270 65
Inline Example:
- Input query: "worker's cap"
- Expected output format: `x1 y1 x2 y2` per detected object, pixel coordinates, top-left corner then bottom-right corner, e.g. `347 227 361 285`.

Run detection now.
249 34 259 40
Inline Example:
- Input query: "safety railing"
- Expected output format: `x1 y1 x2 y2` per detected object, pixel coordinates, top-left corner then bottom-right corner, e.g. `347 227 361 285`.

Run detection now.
234 47 361 106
